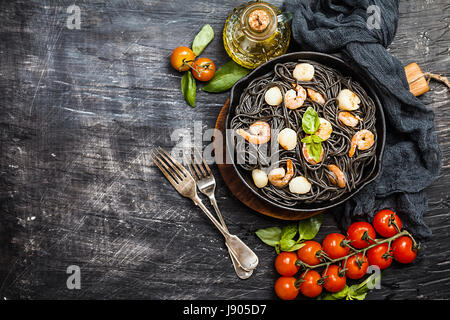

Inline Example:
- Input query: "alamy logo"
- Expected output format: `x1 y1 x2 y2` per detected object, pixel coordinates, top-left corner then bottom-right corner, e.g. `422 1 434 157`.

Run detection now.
66 5 81 30
366 265 381 289
367 5 381 30
66 265 81 289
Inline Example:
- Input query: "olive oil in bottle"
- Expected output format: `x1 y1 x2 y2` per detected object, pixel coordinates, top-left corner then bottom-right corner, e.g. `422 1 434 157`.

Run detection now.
223 1 292 69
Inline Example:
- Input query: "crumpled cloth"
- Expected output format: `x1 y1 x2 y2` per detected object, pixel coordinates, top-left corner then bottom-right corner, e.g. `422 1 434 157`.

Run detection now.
285 0 442 238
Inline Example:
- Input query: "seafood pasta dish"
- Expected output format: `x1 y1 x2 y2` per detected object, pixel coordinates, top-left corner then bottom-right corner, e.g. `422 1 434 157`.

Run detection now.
230 60 377 206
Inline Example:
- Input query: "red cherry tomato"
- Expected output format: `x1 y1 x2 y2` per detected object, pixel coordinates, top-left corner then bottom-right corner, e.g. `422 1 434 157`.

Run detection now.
191 57 216 81
345 253 369 279
373 209 402 238
322 233 350 259
367 243 393 270
392 236 417 264
322 264 346 293
298 270 323 298
275 252 299 276
347 221 376 249
274 276 299 300
170 46 195 72
297 241 323 266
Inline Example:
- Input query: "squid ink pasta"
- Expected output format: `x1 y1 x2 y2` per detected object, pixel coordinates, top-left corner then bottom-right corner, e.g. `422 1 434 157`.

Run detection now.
230 60 378 206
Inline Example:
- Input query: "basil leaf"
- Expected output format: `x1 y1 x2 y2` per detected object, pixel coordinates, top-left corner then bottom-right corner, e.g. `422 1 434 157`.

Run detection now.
201 60 250 93
301 135 313 144
192 24 214 56
302 107 320 134
306 141 322 163
255 227 282 247
312 134 323 143
279 239 296 251
348 272 382 300
333 285 349 299
298 214 323 240
279 239 304 252
281 224 298 241
290 242 305 251
181 72 196 107
318 285 349 300
349 292 367 300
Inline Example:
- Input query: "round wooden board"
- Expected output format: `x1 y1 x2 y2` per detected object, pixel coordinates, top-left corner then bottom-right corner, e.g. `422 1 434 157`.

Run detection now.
213 99 324 220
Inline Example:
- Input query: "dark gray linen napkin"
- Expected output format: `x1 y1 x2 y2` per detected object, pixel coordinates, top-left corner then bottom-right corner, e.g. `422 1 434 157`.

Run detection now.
284 0 442 238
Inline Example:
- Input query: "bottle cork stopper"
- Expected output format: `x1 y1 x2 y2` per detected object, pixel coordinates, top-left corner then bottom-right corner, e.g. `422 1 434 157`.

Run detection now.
248 9 271 32
405 62 430 97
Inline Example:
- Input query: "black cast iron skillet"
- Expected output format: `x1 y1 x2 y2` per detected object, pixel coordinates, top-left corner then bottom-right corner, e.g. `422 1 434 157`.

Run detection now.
225 52 386 213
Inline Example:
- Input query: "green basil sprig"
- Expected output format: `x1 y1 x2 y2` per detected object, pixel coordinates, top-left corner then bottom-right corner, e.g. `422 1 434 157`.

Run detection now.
192 24 214 56
301 134 323 163
301 107 323 162
298 213 323 240
201 60 250 93
181 72 196 107
255 214 323 253
302 107 321 134
318 272 382 300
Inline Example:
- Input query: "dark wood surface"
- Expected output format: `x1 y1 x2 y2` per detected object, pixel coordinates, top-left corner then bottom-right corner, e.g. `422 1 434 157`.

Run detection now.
0 0 449 300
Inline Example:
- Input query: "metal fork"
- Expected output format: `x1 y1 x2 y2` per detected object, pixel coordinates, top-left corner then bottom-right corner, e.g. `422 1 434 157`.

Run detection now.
150 147 259 272
187 148 256 279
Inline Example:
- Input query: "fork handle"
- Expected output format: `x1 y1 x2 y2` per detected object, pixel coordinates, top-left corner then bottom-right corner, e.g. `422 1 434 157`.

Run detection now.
192 195 229 237
192 195 259 272
192 196 246 267
208 195 228 232
208 195 254 278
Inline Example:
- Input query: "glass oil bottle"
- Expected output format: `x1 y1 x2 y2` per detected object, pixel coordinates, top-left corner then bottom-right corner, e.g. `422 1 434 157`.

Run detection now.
223 1 292 69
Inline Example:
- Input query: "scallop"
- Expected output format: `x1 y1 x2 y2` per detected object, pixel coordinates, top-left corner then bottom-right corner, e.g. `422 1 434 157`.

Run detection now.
289 176 312 194
252 169 268 188
293 63 315 81
337 89 361 111
277 128 297 150
265 86 283 106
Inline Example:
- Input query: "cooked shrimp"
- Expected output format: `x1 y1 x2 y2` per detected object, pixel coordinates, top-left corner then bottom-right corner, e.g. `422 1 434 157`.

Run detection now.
268 159 294 188
327 164 346 188
302 142 324 165
236 121 271 145
284 85 307 110
316 118 333 141
349 129 375 157
338 111 361 127
307 88 325 105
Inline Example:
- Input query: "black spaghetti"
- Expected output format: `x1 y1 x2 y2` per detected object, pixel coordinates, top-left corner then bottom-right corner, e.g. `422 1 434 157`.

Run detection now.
230 60 378 206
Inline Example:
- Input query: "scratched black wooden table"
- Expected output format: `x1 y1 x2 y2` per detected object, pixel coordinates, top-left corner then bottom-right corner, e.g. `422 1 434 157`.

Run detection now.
0 0 449 300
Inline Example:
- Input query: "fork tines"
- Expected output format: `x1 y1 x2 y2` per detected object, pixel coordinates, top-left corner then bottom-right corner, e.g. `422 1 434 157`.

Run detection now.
151 147 190 185
186 147 212 181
